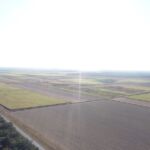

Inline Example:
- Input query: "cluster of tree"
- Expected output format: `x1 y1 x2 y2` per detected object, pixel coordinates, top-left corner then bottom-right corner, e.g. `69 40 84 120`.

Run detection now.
0 116 38 150
98 78 116 84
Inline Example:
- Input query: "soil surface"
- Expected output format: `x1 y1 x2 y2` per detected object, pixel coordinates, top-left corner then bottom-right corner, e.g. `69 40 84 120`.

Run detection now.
12 100 150 150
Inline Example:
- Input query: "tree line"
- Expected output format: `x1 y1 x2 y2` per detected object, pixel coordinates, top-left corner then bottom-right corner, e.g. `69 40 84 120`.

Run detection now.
0 116 38 150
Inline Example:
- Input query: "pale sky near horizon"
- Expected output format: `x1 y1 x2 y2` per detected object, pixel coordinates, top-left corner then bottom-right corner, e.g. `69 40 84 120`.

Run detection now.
0 0 150 71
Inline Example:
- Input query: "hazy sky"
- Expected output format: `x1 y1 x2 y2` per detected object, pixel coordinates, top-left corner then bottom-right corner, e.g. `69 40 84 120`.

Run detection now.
0 0 150 71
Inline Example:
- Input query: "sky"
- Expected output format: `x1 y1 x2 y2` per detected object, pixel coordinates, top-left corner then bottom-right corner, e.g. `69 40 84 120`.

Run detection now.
0 0 150 71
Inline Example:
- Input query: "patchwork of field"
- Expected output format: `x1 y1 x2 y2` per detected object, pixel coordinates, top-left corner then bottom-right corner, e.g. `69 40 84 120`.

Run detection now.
0 70 150 110
1 70 150 150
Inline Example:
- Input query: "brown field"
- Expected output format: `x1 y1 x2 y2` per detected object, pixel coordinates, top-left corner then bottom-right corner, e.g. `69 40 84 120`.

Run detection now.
12 100 150 150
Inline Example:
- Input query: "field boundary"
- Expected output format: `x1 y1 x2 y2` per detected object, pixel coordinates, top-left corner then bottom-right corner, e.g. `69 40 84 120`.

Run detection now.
112 97 150 108
0 102 71 112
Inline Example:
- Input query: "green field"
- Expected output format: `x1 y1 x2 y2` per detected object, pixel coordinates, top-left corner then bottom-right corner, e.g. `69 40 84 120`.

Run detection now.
129 93 150 101
0 83 67 109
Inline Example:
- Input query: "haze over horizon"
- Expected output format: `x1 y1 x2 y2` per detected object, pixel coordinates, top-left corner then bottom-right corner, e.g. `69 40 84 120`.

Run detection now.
0 0 150 71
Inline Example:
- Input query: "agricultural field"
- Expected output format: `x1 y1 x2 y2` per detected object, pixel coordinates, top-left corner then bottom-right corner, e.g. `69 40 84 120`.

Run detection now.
12 100 150 150
0 83 67 110
0 70 150 108
1 69 150 150
129 93 150 102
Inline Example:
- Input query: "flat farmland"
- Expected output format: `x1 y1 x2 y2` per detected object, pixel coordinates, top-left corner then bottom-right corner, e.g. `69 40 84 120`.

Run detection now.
1 71 150 105
12 100 150 150
1 70 150 149
0 83 67 109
